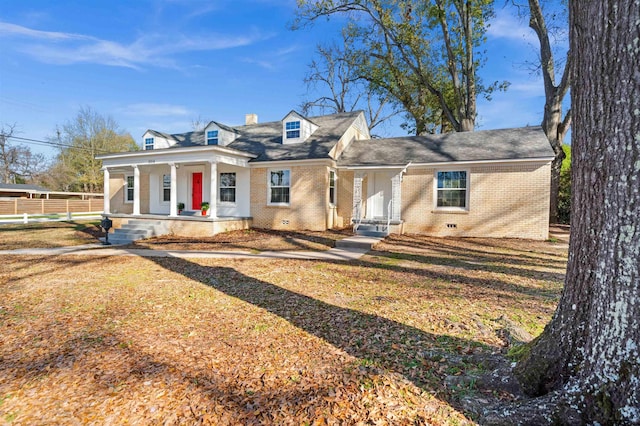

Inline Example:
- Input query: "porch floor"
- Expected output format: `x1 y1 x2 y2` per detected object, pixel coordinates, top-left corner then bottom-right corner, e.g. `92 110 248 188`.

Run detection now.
105 213 252 223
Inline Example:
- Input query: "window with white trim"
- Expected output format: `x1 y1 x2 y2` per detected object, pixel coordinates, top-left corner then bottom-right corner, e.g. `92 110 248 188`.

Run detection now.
268 169 290 204
329 170 337 206
285 121 300 139
219 172 236 203
162 174 171 202
207 130 219 145
144 137 154 150
125 175 134 203
436 171 468 209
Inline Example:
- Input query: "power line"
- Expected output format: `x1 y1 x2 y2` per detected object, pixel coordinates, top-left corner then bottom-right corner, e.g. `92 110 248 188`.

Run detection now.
3 135 115 153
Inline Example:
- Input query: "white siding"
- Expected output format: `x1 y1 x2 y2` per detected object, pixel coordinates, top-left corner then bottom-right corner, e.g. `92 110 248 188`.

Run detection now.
142 131 174 150
204 123 238 147
281 112 318 145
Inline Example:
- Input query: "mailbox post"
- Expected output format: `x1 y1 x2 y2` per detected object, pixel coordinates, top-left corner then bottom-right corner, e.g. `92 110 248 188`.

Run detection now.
101 217 113 245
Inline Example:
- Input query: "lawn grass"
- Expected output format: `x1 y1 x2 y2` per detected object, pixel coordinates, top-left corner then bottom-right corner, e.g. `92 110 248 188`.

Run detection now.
0 220 103 250
0 231 568 424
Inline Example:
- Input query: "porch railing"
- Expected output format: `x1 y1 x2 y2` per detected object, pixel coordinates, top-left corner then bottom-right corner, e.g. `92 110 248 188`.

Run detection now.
353 200 363 232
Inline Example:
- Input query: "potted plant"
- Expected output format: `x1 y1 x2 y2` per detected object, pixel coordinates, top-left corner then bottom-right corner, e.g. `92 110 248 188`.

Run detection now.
200 201 210 215
177 202 185 214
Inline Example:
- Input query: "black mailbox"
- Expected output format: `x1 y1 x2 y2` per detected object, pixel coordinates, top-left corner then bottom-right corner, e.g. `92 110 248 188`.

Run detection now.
101 217 113 245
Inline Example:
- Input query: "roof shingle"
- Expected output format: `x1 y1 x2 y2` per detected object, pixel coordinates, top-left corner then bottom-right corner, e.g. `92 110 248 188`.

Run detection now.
337 126 554 167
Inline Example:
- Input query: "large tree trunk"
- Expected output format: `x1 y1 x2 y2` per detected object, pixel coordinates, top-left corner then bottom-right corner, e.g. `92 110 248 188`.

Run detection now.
512 0 640 422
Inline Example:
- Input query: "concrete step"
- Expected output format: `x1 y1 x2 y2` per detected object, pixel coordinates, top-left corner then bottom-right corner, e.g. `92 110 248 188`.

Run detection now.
116 227 153 235
355 223 389 238
100 236 133 245
120 223 159 230
335 235 383 251
356 230 388 238
108 219 169 244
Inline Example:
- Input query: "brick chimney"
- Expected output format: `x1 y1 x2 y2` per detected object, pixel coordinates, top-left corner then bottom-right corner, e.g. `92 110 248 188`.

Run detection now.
245 114 258 125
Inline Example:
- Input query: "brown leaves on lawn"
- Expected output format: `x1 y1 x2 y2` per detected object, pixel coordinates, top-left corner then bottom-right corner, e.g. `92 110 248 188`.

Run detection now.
0 220 102 250
127 228 353 252
0 233 567 424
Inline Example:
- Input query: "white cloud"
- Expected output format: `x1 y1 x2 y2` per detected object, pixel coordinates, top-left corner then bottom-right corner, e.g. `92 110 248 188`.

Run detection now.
0 21 265 70
487 7 569 52
118 103 192 117
240 43 300 71
486 10 537 45
0 21 91 41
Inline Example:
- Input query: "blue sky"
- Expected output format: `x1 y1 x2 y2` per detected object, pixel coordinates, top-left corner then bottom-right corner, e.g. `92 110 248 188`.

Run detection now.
0 0 567 158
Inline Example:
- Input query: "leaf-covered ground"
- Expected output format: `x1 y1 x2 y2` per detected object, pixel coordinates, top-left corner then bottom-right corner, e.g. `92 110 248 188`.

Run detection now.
126 228 353 252
0 230 568 424
0 221 102 250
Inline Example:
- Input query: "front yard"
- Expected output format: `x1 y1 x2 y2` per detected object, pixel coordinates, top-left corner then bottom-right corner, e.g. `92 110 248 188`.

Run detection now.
0 224 568 424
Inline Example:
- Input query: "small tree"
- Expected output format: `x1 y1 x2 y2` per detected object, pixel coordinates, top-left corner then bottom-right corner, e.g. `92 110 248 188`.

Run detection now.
556 144 571 224
0 123 47 184
49 106 138 192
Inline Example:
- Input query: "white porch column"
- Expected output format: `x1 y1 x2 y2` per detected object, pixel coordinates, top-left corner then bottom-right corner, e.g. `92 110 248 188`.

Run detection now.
102 167 110 214
391 172 402 221
353 173 363 223
133 165 141 215
209 161 217 218
169 163 178 217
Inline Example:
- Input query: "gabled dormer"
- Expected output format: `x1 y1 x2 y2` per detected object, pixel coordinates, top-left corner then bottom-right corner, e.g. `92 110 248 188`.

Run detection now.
142 130 175 150
281 111 318 144
204 121 239 147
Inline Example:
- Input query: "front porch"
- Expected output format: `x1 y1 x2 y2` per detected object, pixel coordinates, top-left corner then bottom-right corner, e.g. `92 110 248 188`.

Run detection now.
350 168 407 236
106 213 253 240
100 145 255 223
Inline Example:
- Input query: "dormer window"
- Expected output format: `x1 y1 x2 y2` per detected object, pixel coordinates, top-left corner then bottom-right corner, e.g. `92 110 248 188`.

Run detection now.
207 130 219 145
285 121 301 139
281 112 318 144
144 137 154 150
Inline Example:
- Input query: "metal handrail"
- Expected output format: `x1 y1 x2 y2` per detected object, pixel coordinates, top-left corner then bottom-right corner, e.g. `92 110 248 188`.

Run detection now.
387 200 392 231
354 200 363 232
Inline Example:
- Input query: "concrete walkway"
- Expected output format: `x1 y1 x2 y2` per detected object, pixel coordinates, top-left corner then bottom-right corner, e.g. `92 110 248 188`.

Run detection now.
0 235 382 261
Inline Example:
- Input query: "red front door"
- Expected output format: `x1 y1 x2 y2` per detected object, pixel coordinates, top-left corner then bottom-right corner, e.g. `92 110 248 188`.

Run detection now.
192 172 203 210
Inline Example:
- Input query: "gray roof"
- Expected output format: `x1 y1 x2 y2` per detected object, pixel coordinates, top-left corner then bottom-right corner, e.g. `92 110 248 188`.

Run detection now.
0 183 49 192
162 111 363 162
337 126 554 167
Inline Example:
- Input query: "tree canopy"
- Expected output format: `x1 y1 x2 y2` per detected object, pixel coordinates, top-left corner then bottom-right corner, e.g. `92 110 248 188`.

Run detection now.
47 106 138 192
295 0 507 135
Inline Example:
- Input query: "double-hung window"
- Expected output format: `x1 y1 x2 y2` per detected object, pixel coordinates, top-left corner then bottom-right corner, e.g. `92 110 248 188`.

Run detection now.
125 175 134 203
144 137 154 150
269 169 290 205
436 171 468 209
219 172 236 203
207 130 219 145
329 170 337 206
162 175 171 202
285 121 300 139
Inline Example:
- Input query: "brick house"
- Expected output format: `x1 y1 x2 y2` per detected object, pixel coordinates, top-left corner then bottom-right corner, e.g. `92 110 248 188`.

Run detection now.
97 110 554 240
